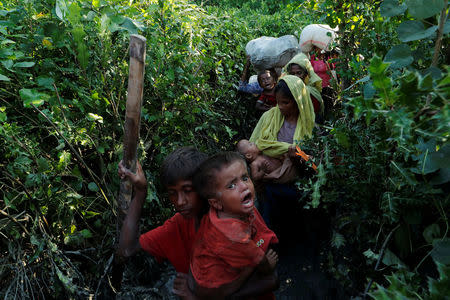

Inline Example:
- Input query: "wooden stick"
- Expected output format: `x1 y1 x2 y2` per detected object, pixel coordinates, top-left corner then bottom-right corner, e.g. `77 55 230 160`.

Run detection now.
111 34 146 294
118 34 146 221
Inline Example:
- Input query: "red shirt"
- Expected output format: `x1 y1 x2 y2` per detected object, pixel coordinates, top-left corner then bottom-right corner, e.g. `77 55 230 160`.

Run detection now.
257 92 277 107
139 213 196 274
191 207 278 289
311 59 331 87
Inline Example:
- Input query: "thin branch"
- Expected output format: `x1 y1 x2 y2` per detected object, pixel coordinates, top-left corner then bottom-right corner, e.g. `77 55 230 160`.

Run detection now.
52 83 69 127
362 223 400 299
431 0 448 67
0 209 29 235
31 104 113 210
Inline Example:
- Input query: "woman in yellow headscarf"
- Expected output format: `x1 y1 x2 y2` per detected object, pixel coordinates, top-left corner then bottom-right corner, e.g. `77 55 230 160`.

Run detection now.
282 53 324 118
249 75 315 158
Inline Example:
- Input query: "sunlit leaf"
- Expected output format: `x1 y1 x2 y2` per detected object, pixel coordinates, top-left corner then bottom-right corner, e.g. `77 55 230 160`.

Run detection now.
19 88 50 107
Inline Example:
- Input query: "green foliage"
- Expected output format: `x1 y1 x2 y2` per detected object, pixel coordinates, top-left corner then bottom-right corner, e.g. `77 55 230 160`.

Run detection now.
0 0 448 298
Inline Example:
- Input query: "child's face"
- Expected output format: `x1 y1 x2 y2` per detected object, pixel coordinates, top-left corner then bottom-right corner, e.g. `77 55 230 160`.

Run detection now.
167 179 202 219
259 72 276 91
213 160 255 218
239 140 260 162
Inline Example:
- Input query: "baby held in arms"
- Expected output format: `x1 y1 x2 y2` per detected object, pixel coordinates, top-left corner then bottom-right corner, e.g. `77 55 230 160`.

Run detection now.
237 139 283 181
237 139 298 184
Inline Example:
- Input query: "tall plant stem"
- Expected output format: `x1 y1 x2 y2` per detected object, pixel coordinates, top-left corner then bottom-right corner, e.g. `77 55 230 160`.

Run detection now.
431 0 448 67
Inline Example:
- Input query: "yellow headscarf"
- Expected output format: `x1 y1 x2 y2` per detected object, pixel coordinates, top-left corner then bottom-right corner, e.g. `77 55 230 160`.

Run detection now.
282 53 324 113
249 75 315 158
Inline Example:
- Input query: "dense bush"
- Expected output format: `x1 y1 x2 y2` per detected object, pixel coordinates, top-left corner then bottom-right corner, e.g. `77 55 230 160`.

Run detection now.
0 0 448 298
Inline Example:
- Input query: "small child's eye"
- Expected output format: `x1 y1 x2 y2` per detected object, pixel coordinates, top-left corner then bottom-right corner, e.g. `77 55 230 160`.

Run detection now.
228 183 236 189
243 175 249 181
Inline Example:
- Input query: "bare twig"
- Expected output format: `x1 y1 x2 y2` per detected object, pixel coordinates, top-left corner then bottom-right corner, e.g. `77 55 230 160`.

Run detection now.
362 223 400 299
52 83 69 127
95 253 115 298
0 209 29 235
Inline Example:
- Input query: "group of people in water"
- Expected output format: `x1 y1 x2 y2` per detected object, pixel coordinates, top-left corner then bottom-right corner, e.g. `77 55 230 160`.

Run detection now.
116 46 340 299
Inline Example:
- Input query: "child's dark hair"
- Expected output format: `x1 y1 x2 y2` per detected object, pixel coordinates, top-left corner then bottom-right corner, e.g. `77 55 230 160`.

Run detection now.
274 79 295 102
193 152 246 200
257 68 278 86
160 146 208 187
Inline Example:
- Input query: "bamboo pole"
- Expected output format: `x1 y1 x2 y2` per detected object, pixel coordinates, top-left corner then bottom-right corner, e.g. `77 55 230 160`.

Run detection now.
110 34 146 294
118 34 146 221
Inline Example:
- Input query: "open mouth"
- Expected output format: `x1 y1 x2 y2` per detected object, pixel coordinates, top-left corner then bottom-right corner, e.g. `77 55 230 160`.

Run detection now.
241 192 254 208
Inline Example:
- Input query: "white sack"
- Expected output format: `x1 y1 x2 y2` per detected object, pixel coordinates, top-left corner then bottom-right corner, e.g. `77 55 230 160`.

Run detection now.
299 24 337 53
248 75 259 84
246 35 300 73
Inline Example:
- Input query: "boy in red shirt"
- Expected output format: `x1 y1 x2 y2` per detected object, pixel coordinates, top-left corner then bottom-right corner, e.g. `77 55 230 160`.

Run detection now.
117 147 278 299
116 147 207 291
189 152 279 299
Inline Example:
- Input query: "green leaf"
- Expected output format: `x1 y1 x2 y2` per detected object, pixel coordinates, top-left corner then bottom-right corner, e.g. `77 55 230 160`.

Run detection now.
384 44 413 69
55 0 69 21
364 82 376 99
380 0 407 17
428 262 450 298
37 76 55 89
418 73 433 91
405 0 445 19
382 248 406 268
444 20 450 34
37 157 49 172
88 182 99 192
0 111 6 122
1 60 13 70
369 55 389 75
331 231 346 249
57 151 71 170
397 21 437 42
19 88 50 108
0 74 10 81
391 161 416 185
431 238 450 265
87 113 103 123
423 224 441 244
14 61 35 68
80 229 92 238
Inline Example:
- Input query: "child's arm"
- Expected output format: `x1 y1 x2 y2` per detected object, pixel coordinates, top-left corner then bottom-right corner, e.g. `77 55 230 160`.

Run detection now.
250 160 265 181
255 101 272 112
116 161 147 259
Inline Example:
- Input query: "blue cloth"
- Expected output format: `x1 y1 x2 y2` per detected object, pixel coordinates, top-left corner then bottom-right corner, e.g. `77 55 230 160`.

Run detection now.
238 80 263 95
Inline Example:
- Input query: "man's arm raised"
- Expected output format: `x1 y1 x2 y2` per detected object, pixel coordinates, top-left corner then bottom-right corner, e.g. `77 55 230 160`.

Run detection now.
117 160 147 258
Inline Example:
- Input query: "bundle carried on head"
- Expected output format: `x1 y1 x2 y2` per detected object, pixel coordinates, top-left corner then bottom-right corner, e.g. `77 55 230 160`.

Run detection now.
245 35 301 73
299 24 338 53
